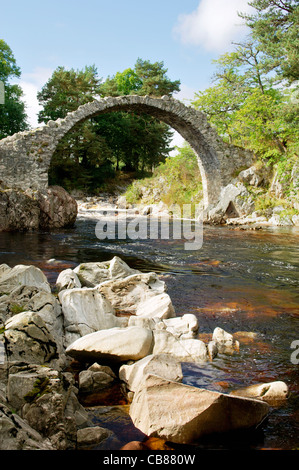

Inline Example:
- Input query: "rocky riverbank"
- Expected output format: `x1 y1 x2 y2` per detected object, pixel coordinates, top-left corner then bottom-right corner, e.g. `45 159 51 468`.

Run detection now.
0 256 289 450
94 159 298 228
0 185 78 232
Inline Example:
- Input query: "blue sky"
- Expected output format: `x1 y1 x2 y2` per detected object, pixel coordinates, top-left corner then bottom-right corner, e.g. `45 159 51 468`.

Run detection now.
1 0 252 141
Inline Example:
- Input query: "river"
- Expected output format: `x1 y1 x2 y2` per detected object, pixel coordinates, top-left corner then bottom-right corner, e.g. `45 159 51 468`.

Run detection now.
0 214 298 450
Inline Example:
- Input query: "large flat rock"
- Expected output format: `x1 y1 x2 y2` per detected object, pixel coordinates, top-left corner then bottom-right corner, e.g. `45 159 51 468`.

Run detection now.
130 375 270 444
65 326 154 363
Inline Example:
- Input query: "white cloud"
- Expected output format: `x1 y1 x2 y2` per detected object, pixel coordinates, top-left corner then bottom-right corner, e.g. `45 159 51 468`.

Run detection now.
174 83 196 104
173 0 253 52
19 67 53 128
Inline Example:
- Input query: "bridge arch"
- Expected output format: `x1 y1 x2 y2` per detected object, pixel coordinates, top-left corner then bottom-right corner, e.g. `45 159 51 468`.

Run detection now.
0 95 253 210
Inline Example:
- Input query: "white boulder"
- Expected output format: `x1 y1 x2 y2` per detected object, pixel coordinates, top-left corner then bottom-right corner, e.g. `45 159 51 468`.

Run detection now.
230 381 289 405
58 287 126 347
0 264 51 293
97 272 170 317
135 292 175 320
130 375 270 444
162 314 199 338
152 329 209 362
65 326 154 363
73 256 140 287
56 269 81 292
212 327 239 354
119 354 183 392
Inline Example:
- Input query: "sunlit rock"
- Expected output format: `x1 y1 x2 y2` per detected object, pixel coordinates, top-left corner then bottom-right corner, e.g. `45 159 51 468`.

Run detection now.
66 326 154 363
73 256 140 288
162 314 199 338
97 272 170 316
0 264 51 294
212 327 239 354
59 287 126 347
130 375 270 444
135 292 175 320
152 329 209 362
229 381 289 405
119 354 183 392
56 268 81 292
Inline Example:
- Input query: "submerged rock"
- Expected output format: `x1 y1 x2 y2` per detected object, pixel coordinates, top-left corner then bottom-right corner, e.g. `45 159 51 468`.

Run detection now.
230 381 289 405
77 426 114 448
130 375 270 444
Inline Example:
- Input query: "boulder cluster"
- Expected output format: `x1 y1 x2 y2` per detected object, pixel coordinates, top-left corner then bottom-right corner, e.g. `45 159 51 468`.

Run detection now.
0 257 288 450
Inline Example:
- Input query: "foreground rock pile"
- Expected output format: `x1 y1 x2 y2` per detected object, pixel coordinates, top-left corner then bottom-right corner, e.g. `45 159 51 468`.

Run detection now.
0 257 288 450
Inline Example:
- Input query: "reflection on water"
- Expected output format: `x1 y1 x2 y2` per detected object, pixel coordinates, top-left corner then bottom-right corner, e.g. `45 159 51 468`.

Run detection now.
0 218 299 450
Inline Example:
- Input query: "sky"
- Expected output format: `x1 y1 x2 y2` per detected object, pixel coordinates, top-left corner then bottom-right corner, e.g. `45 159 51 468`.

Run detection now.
1 0 253 146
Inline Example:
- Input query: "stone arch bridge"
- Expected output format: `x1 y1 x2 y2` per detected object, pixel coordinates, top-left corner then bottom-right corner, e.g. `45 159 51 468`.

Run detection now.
0 95 252 211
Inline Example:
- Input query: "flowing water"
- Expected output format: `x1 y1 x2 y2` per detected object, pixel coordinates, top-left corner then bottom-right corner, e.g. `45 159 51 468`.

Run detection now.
0 215 298 450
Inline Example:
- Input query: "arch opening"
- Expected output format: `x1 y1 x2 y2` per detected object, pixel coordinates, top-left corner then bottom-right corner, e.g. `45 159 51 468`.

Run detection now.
0 96 230 211
47 96 223 209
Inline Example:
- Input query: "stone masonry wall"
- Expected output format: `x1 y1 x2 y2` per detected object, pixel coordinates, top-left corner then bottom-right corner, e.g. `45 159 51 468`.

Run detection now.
0 96 253 209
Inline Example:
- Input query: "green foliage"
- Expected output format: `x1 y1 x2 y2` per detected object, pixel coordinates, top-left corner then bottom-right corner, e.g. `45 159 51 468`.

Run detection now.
134 58 181 97
96 58 180 175
37 65 102 123
254 194 280 214
0 40 28 138
240 0 299 83
0 39 21 82
38 59 180 193
123 143 203 210
192 22 298 166
9 303 26 315
101 58 180 97
24 377 51 404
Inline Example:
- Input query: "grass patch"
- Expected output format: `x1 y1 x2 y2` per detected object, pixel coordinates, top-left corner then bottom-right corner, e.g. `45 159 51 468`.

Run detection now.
24 377 51 404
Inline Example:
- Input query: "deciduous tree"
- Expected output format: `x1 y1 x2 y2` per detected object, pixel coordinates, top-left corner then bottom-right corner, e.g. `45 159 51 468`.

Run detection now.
0 40 28 139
